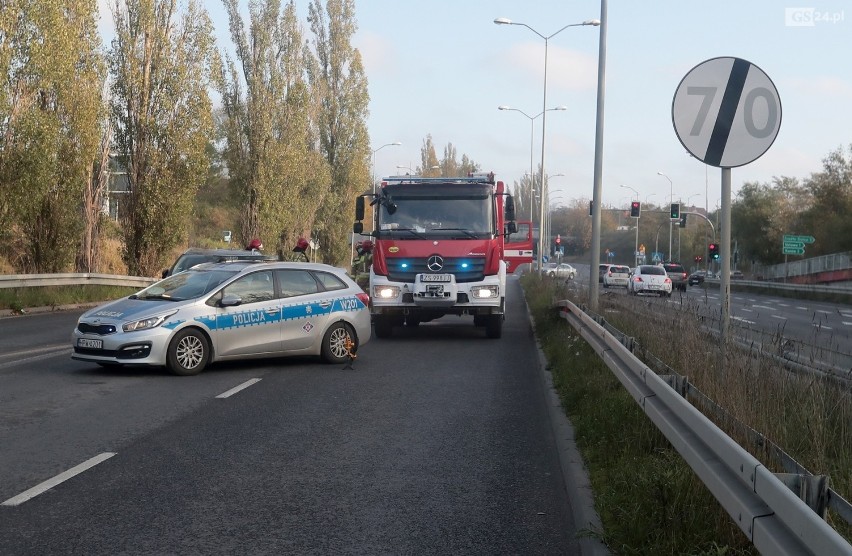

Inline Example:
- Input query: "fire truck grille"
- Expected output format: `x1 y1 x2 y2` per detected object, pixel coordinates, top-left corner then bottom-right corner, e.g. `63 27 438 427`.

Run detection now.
386 257 486 283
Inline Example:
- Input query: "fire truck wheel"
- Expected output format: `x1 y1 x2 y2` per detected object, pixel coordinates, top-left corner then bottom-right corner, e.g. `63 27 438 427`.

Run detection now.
485 315 503 339
374 316 393 338
405 316 420 327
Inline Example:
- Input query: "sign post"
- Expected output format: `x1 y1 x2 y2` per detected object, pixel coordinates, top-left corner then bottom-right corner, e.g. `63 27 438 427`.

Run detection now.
672 56 781 362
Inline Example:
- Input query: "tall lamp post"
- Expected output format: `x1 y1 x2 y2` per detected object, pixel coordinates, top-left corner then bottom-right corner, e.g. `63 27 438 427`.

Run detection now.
657 171 673 260
372 142 401 193
495 16 599 272
497 105 566 224
620 184 639 266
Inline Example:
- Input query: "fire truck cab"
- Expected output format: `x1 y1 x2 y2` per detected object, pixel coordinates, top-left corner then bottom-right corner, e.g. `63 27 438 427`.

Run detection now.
354 173 517 339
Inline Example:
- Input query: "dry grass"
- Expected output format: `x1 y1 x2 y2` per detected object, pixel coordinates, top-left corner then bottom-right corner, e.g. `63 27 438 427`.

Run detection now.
566 284 851 542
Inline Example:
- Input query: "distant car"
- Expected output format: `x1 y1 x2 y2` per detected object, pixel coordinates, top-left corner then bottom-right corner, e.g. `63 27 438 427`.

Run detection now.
544 262 576 279
731 270 745 280
598 263 611 283
163 247 273 278
628 264 672 297
602 264 630 288
661 262 688 292
688 270 706 286
73 261 371 375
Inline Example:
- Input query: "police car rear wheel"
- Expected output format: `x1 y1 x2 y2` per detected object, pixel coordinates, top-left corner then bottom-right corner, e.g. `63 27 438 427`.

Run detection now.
321 322 355 364
167 328 210 376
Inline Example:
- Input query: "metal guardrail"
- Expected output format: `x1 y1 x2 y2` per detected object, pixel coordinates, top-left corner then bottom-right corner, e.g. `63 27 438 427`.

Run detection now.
704 277 852 297
0 273 156 289
555 298 852 555
761 252 852 281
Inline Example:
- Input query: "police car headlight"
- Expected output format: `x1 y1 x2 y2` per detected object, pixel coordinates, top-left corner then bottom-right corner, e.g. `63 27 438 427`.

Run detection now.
123 310 178 332
470 285 499 299
373 285 400 299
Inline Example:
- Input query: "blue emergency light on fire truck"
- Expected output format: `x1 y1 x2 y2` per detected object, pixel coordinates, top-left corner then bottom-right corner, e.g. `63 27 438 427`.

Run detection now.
353 172 517 339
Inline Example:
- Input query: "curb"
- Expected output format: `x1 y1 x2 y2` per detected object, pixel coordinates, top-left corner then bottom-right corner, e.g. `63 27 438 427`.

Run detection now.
524 294 610 555
0 302 101 319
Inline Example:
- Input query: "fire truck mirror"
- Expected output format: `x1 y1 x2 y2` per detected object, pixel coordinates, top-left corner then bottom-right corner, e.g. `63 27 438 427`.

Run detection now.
506 221 518 235
355 196 365 221
505 195 516 222
353 222 363 234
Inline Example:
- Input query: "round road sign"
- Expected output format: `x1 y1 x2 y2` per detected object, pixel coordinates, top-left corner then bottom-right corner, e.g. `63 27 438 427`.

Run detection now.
672 57 781 168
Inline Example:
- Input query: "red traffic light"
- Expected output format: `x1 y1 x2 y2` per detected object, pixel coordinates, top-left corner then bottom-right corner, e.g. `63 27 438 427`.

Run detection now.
630 201 641 218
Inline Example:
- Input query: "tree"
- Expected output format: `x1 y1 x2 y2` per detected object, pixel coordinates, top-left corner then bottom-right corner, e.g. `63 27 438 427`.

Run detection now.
307 0 371 267
418 134 440 176
0 0 105 272
218 0 329 257
801 145 852 255
108 0 216 276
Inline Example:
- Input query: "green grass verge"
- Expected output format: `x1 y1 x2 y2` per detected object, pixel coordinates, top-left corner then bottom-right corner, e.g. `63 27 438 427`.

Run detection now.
0 285 139 312
523 274 758 554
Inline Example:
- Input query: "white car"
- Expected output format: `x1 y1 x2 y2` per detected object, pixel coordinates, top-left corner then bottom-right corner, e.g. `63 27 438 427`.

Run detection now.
72 261 371 375
544 262 576 279
628 265 673 297
602 264 630 288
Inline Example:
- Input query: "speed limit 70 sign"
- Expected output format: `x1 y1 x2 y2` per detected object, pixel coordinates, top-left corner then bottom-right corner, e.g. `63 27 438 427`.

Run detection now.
672 57 781 168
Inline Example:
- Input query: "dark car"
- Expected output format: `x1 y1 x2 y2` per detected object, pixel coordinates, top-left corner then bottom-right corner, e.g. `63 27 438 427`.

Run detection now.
163 248 273 278
688 270 706 286
661 262 688 292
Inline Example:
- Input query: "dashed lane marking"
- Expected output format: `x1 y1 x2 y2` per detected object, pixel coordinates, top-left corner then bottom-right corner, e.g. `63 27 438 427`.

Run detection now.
216 378 262 399
2 453 116 506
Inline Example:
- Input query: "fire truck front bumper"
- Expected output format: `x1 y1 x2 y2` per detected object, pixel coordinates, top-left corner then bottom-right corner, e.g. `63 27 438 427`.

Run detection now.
371 273 503 314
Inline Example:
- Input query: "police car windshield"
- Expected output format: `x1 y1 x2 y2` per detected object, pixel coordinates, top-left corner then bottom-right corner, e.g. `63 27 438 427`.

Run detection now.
136 269 237 301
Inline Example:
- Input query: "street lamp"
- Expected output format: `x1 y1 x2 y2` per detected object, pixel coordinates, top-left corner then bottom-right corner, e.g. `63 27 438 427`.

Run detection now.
372 142 401 192
657 171 673 261
545 173 565 254
495 16 599 272
498 105 566 223
620 185 639 265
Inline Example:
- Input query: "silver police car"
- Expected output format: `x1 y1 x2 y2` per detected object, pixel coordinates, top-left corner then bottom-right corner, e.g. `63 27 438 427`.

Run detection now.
72 261 371 375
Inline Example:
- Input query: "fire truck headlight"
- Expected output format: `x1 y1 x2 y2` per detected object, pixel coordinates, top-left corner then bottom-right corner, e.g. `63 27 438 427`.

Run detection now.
471 285 499 299
373 285 400 299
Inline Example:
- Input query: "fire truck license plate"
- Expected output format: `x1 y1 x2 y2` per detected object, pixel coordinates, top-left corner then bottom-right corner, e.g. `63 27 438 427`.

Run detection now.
420 274 451 283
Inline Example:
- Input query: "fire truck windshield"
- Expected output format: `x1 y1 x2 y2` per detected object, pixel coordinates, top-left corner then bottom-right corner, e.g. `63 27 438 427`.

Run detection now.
378 195 492 238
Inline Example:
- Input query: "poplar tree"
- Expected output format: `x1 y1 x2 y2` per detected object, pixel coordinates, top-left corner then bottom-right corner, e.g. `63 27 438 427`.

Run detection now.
218 0 329 255
108 0 216 276
307 0 370 267
0 0 105 272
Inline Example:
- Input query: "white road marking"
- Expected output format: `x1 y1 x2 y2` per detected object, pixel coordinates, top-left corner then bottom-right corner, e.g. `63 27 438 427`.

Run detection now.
771 315 787 320
816 310 831 314
216 378 262 399
812 324 833 330
777 303 790 307
752 305 776 311
796 307 808 310
843 322 852 326
732 316 755 325
2 452 116 506
741 308 754 313
0 344 70 369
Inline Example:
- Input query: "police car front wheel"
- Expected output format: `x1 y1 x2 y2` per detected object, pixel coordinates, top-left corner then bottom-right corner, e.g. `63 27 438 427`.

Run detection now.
167 328 210 376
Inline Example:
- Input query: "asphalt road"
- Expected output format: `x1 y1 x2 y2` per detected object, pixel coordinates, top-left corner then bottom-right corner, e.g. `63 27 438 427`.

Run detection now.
0 277 586 555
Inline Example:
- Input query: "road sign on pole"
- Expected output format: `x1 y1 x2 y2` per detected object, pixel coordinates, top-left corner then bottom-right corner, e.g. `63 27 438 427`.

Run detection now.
672 57 782 168
783 234 815 244
782 246 805 255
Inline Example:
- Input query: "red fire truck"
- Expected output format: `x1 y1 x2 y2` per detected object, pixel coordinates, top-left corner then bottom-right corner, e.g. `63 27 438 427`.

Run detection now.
354 173 517 339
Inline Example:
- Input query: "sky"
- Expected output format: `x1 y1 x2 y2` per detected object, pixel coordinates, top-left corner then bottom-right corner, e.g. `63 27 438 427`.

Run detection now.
98 1 852 213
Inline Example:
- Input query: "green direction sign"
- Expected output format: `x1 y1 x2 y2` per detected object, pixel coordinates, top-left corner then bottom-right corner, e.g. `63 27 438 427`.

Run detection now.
783 241 804 249
783 234 815 244
783 246 805 255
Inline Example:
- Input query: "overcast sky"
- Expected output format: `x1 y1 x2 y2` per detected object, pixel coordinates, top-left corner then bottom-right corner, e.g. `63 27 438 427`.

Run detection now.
99 1 852 212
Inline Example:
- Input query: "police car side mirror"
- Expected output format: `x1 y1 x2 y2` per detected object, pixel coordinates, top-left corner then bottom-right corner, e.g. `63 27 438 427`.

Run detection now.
221 293 242 307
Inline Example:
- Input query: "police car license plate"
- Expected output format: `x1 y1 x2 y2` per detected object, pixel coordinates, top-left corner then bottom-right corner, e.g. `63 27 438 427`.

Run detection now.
77 338 103 349
421 274 451 283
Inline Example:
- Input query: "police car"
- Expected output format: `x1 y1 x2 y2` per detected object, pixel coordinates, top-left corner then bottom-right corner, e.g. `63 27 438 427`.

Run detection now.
72 261 371 375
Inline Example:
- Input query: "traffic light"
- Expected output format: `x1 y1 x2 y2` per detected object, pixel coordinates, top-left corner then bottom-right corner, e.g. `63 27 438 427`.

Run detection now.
679 213 687 228
709 243 720 260
694 255 703 263
630 201 641 218
670 202 681 220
